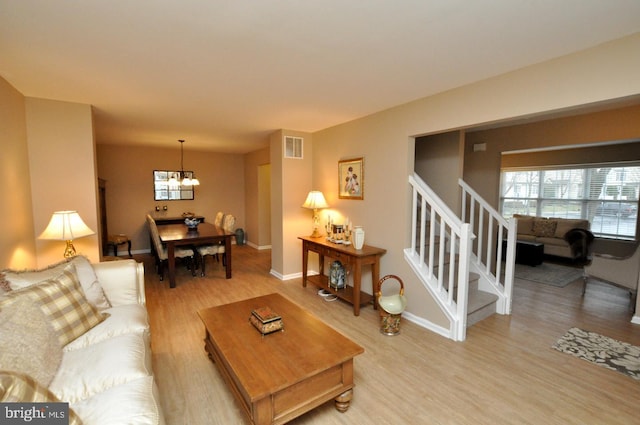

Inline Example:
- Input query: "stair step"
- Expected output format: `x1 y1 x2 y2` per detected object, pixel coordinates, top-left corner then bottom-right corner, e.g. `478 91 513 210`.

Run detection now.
467 288 498 326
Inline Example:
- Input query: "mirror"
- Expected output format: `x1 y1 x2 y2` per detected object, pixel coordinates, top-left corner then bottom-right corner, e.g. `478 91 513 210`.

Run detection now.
153 170 195 201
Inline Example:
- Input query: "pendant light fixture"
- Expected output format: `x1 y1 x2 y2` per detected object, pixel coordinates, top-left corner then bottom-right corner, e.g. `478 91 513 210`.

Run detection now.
175 139 200 186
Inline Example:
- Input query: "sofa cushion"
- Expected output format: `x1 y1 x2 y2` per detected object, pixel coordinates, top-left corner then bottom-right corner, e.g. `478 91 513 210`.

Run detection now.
4 266 107 346
0 295 62 387
516 234 537 242
514 215 535 235
71 376 162 425
50 333 151 403
554 218 590 238
536 236 568 247
64 304 150 351
1 256 111 310
533 218 557 237
0 371 83 425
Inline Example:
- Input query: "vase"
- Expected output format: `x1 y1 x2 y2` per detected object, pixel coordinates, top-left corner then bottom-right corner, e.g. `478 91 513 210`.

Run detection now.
353 226 365 249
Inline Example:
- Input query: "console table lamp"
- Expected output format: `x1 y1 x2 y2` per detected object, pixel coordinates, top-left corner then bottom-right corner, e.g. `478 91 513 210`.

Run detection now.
302 191 328 238
39 211 95 258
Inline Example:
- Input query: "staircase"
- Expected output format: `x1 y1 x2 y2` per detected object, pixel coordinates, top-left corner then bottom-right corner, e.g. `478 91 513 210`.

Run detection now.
404 174 516 341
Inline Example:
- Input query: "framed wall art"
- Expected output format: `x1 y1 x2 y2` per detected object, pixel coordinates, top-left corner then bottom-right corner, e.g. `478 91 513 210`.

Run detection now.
338 157 364 200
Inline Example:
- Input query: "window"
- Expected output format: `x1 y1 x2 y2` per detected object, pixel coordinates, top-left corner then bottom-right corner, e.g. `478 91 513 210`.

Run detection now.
500 164 640 240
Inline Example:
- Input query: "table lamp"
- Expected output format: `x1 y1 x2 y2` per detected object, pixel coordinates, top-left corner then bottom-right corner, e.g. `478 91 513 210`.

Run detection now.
302 191 329 238
39 211 95 258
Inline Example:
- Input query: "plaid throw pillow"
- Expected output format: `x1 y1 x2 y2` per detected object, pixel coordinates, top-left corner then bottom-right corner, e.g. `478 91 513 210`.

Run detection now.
5 269 107 346
0 371 83 424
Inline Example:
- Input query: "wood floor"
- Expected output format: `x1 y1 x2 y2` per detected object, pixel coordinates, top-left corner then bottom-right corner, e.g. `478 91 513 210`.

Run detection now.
142 245 640 425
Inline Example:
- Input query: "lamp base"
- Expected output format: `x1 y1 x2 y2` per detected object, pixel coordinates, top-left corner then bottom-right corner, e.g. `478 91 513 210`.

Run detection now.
310 228 323 238
64 240 77 258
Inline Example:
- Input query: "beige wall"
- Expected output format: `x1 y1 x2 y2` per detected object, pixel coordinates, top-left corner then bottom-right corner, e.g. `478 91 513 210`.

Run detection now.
258 163 272 247
309 33 640 329
26 98 100 267
464 105 640 207
97 144 246 254
269 129 313 278
0 77 36 269
244 147 271 248
415 130 464 211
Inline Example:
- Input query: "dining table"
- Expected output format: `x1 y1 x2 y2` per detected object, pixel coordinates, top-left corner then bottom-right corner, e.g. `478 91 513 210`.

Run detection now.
157 222 234 288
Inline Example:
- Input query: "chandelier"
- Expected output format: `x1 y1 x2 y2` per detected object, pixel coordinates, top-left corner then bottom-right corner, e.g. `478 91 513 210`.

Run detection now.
168 139 200 186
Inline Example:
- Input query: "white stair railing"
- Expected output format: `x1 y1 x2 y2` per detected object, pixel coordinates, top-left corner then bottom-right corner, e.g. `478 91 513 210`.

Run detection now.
459 179 515 315
405 174 473 341
405 174 516 342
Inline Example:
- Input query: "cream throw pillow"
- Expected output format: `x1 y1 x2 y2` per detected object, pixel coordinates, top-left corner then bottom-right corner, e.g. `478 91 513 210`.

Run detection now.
1 256 111 310
4 268 107 346
0 295 62 387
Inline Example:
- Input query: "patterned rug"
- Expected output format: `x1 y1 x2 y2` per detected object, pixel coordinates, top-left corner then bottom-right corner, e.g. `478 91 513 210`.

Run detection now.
514 262 583 287
553 327 640 380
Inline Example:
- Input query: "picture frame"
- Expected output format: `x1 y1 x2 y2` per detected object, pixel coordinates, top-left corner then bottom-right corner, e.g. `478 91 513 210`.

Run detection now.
338 157 364 200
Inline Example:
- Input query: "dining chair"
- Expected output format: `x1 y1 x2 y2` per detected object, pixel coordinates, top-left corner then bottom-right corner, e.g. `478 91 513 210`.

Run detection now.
196 213 235 277
195 211 224 267
146 214 196 281
213 211 224 227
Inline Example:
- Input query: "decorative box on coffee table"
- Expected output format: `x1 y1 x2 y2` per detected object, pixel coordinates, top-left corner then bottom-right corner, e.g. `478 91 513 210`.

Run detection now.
249 306 284 335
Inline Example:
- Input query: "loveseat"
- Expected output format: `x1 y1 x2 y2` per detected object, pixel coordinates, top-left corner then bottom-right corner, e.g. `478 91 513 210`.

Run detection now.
513 214 591 259
0 256 165 425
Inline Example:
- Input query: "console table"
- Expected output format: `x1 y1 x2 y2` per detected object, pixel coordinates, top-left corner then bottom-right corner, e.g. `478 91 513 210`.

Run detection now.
299 236 386 316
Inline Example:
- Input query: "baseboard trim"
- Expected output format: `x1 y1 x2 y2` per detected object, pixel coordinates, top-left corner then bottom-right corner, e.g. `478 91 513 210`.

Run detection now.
246 241 272 250
270 269 319 281
402 311 452 339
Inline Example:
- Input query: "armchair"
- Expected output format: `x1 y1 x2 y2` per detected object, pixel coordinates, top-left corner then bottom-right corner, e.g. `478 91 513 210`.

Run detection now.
584 239 640 309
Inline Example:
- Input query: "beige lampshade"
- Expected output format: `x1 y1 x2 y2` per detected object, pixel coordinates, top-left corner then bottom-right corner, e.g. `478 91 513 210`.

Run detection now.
301 191 329 210
39 211 95 258
39 211 95 240
302 191 328 238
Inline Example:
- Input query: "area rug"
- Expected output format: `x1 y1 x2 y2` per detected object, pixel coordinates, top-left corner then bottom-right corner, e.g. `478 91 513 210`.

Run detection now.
553 327 640 380
513 262 583 287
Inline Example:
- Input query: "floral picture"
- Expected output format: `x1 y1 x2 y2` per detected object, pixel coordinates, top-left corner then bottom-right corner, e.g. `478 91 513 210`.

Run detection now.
338 157 364 200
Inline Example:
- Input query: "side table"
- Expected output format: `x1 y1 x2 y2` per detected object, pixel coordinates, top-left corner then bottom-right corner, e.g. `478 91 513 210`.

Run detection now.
299 236 386 316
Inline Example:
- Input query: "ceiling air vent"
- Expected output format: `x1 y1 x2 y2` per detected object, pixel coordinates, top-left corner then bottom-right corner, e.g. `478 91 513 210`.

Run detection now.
284 136 303 159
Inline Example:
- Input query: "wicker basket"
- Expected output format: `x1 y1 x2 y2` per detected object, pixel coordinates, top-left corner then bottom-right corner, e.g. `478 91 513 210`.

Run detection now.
376 275 407 336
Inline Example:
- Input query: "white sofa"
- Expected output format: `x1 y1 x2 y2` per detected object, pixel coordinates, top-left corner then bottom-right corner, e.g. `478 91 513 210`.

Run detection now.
0 256 165 425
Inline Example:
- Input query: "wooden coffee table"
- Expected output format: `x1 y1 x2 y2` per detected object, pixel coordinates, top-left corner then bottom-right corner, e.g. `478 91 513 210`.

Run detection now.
198 293 364 425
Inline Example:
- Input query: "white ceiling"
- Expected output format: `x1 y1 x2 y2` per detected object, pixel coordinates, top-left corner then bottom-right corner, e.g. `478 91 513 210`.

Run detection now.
1 0 640 153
